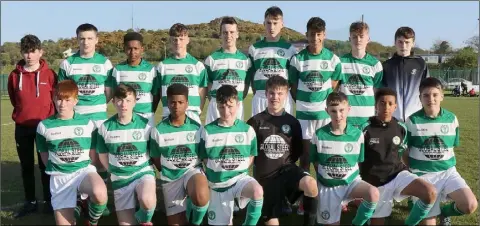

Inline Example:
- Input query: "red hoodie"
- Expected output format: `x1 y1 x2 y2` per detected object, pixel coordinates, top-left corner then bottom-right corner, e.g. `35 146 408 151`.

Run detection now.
8 59 57 127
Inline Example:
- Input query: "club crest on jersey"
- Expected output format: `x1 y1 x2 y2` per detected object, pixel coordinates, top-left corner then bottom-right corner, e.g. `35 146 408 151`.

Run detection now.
187 132 195 142
208 211 216 220
281 124 291 134
185 65 193 73
362 66 370 74
92 65 101 73
276 49 285 57
236 61 243 69
132 131 142 140
320 61 329 70
74 127 84 136
138 73 147 81
235 134 244 143
393 136 401 145
321 210 330 220
441 125 449 134
344 143 354 153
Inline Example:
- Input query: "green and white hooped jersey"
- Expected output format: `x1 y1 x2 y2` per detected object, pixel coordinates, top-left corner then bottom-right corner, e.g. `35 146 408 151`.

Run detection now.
36 113 96 176
339 53 383 126
199 119 257 190
310 123 365 187
288 47 343 120
156 53 208 116
96 114 155 190
58 52 113 121
112 59 159 114
406 108 459 176
204 49 252 101
150 116 202 182
248 37 297 93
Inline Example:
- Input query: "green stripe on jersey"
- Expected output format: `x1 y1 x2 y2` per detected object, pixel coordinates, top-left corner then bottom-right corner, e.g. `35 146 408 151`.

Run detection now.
113 59 159 114
204 49 252 101
36 112 96 175
310 123 365 187
288 47 343 120
96 114 154 190
248 38 297 92
406 108 459 175
339 53 383 126
150 116 202 182
199 119 257 189
156 53 208 116
58 52 113 120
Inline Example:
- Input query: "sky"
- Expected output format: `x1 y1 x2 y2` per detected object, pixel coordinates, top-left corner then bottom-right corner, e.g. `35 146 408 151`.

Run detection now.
1 1 479 50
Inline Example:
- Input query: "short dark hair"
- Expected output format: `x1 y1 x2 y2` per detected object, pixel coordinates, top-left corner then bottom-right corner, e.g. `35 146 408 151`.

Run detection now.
264 6 283 19
20 34 42 53
266 76 289 92
350 21 369 35
124 32 143 45
167 83 189 99
76 23 98 36
326 92 349 106
394 26 415 41
114 83 137 99
216 85 238 104
169 23 188 37
374 87 397 104
419 77 444 93
220 16 238 32
307 17 326 33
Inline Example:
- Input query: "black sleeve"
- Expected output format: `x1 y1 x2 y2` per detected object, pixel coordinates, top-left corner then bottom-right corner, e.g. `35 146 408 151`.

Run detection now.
289 119 304 163
246 116 257 130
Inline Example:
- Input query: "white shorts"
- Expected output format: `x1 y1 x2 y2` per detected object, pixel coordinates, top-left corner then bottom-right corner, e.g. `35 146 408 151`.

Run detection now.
299 118 331 140
316 177 362 225
372 170 418 218
162 110 201 125
206 98 243 125
136 112 155 126
113 174 156 211
207 174 256 225
412 167 469 218
162 167 204 216
50 164 97 210
251 91 294 117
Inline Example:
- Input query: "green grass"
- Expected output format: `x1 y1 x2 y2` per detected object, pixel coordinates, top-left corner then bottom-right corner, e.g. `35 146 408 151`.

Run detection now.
1 95 479 225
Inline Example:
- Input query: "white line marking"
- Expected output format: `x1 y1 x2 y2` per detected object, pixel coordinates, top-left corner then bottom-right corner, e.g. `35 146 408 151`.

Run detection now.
1 122 13 126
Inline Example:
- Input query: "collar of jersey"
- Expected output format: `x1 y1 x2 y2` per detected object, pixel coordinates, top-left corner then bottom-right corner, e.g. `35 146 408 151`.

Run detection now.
370 116 397 127
264 109 286 116
421 108 445 119
115 113 138 124
327 122 352 136
167 115 190 127
216 118 239 127
55 111 80 120
121 58 147 67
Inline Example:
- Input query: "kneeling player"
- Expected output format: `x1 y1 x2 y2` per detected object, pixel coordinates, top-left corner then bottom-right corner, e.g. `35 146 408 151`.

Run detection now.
150 84 210 225
200 85 264 225
360 87 437 225
36 80 108 225
247 76 318 225
310 92 379 225
97 84 156 225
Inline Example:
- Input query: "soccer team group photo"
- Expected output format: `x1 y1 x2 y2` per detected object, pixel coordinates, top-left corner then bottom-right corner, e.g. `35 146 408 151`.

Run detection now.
5 4 478 226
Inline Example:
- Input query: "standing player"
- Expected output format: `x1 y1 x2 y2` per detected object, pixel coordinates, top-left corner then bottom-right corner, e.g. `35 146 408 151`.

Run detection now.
339 21 383 128
58 23 114 205
97 84 157 225
36 80 108 225
248 6 297 116
405 77 477 225
360 87 437 225
247 76 318 225
204 16 252 124
157 23 208 124
289 17 343 173
200 85 264 226
112 32 160 126
150 84 210 225
310 92 379 226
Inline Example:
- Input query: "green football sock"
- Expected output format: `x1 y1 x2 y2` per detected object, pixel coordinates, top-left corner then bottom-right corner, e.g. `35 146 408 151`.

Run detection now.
352 200 377 226
243 199 263 226
441 202 464 217
186 197 209 225
88 201 107 225
405 199 433 225
135 207 155 223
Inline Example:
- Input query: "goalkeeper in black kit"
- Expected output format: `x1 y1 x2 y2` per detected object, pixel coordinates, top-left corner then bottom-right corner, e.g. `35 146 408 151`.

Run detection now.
247 76 318 225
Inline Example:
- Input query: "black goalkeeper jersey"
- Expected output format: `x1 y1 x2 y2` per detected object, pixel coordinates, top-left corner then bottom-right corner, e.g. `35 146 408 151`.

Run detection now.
247 110 303 180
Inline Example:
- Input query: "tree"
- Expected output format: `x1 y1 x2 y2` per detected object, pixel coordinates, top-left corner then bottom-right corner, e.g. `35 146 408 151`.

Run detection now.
432 40 453 54
464 35 479 52
443 47 477 68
